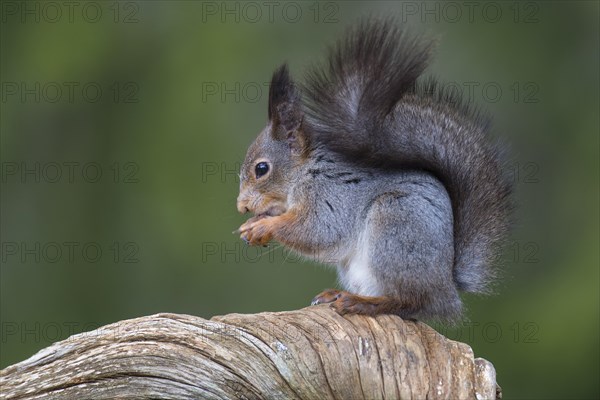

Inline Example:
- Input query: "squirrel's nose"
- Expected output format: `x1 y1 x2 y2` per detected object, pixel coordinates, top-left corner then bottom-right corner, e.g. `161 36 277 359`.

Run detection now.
237 198 250 214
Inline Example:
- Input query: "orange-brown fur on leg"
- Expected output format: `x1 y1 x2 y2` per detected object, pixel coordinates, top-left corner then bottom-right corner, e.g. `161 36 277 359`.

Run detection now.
312 289 422 318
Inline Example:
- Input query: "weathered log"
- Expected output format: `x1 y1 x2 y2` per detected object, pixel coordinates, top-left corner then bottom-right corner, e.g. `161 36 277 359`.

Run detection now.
0 307 500 399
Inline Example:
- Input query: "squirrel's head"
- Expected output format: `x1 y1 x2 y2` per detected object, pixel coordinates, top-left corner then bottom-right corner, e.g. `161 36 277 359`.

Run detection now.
237 64 309 217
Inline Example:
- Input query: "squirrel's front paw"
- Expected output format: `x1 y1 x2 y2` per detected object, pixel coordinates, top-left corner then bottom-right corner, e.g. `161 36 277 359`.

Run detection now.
238 216 275 246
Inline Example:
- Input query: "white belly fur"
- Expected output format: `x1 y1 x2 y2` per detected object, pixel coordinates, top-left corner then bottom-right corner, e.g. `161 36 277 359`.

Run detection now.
339 230 381 297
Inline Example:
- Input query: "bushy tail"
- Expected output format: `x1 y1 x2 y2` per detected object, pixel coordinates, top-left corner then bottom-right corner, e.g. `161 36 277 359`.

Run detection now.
301 18 513 293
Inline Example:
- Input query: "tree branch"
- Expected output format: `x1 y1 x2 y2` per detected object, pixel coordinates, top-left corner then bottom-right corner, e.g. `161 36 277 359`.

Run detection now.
0 307 501 399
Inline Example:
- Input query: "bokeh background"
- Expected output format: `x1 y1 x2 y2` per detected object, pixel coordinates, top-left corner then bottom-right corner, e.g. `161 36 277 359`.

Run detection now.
1 1 598 398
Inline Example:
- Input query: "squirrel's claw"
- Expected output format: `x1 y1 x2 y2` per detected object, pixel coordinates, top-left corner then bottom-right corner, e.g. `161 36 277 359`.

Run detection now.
238 217 274 246
311 289 343 306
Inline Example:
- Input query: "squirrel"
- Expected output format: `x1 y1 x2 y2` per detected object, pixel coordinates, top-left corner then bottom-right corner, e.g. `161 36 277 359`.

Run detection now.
236 19 513 323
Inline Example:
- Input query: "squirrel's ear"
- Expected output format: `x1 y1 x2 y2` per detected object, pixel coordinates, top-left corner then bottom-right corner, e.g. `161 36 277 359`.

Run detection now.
268 64 303 137
286 117 309 156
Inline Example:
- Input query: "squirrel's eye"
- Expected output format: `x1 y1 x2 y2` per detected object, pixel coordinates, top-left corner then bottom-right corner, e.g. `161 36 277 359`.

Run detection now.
255 162 270 178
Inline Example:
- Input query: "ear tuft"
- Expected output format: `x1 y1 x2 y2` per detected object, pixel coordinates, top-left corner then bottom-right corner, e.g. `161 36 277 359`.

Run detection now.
268 64 302 133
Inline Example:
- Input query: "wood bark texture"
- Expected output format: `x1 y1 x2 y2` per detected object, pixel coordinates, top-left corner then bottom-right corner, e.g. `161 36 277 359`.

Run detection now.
0 307 501 399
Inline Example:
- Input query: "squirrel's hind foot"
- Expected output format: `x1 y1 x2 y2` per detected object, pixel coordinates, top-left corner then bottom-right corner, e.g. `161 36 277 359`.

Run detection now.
311 289 343 305
311 290 413 318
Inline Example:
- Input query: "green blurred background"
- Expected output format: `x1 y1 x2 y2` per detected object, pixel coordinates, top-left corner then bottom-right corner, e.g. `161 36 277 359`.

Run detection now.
1 1 598 398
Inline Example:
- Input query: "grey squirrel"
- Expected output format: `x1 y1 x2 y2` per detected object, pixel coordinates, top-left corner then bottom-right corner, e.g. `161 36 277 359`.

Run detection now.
236 19 512 322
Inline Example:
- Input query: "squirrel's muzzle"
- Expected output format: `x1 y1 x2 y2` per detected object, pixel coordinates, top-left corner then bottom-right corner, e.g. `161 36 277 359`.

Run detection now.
237 201 250 214
237 197 250 214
